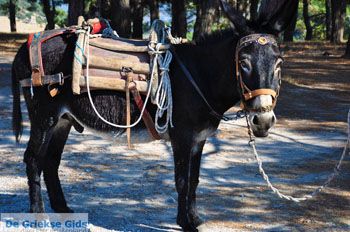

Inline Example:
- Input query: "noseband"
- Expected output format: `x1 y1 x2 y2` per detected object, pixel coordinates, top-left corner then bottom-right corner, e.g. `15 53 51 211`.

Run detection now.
235 34 280 112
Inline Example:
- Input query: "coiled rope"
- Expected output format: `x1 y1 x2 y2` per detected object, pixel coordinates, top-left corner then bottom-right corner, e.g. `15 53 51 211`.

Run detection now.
154 49 174 133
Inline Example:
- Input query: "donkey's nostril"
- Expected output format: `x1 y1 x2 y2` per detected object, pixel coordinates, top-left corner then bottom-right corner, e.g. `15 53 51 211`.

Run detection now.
252 115 259 125
271 115 276 124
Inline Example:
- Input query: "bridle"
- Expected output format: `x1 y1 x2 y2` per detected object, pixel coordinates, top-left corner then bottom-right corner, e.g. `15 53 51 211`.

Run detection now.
235 34 281 112
171 33 282 121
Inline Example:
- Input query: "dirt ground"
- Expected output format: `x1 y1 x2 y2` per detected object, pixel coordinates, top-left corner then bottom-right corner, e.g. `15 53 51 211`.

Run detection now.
0 41 349 232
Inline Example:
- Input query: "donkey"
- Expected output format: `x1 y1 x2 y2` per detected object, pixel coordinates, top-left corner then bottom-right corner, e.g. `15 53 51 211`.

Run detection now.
12 0 298 231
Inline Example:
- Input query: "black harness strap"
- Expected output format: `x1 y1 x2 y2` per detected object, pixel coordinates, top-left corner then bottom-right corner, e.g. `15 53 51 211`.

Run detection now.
170 46 230 121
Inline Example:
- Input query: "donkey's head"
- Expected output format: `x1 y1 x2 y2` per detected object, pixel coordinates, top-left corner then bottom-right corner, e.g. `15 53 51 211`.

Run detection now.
221 0 298 137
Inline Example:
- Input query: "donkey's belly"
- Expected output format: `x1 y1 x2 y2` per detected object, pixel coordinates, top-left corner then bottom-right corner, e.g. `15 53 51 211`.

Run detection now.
62 107 167 145
77 122 156 144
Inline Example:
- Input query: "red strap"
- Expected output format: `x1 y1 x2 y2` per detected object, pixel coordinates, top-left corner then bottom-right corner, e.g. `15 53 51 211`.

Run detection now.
130 87 161 140
91 21 107 35
27 34 34 49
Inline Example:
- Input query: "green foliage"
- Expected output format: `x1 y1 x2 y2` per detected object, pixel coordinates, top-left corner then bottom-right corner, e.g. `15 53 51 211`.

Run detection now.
0 0 46 23
346 6 350 39
0 0 348 41
54 8 67 27
295 1 350 41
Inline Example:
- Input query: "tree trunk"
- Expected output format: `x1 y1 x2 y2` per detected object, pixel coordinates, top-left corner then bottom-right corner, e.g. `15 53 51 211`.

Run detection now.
171 0 187 38
303 0 312 40
68 0 84 26
95 0 102 17
131 0 143 39
9 0 16 32
284 9 298 42
110 0 131 38
42 0 55 29
344 37 350 59
101 0 111 19
325 0 332 40
148 0 159 24
250 0 259 22
331 0 346 43
193 0 218 41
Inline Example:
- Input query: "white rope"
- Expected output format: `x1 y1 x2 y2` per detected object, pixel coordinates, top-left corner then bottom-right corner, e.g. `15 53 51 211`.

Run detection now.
154 49 174 133
82 27 156 129
77 20 176 133
165 27 183 45
250 109 350 202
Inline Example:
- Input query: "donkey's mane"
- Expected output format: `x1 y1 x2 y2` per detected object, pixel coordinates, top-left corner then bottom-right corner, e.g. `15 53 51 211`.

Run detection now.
195 28 238 46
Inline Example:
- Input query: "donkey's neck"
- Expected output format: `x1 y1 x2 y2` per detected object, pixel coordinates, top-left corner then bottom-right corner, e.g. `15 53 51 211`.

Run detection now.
195 37 241 113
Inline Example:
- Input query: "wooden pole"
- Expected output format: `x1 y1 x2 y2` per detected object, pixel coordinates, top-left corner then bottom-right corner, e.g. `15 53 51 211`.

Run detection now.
125 71 133 149
79 75 149 93
72 16 85 94
89 55 150 74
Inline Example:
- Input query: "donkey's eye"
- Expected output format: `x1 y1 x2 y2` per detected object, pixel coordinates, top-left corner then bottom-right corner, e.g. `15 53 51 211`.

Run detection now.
239 59 252 73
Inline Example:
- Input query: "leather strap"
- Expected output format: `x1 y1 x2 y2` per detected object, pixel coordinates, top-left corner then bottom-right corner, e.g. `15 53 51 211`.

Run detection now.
170 46 227 121
243 89 277 101
28 28 76 86
130 87 161 140
125 72 133 149
20 73 69 87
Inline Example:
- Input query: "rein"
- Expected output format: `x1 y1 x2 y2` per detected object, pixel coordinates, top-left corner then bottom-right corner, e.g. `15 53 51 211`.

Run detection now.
173 34 349 202
170 46 231 121
246 110 350 203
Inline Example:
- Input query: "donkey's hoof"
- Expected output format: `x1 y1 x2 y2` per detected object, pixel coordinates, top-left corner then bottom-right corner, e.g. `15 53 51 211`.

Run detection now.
190 214 204 227
177 216 198 232
30 205 45 213
53 206 74 213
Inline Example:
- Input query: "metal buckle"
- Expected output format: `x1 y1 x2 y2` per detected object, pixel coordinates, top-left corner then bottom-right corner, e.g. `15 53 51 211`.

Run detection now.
58 73 64 85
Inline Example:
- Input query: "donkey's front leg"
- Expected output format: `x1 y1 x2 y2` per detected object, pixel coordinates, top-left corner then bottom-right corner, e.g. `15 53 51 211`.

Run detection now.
187 140 206 227
171 131 206 231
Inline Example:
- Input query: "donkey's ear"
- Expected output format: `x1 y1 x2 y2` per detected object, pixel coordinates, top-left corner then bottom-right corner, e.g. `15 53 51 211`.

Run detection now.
219 0 252 35
256 0 299 35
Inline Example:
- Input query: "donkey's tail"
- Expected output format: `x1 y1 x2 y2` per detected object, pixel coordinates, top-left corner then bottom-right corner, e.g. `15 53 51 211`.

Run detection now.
11 62 23 143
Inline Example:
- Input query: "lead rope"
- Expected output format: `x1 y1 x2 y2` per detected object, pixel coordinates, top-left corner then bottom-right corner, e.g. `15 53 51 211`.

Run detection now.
245 110 350 202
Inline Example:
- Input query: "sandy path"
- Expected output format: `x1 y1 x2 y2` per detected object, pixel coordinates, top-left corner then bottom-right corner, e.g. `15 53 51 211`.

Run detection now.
0 45 349 231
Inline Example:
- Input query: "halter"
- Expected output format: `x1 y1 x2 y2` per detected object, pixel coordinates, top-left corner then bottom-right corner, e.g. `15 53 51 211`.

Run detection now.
235 34 280 112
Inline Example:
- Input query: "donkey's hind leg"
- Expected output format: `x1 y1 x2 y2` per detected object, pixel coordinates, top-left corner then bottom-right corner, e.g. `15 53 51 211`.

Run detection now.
42 117 73 213
24 119 56 213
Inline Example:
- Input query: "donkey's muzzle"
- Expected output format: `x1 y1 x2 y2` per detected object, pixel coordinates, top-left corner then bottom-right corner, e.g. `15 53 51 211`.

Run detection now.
249 111 276 137
248 95 276 137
